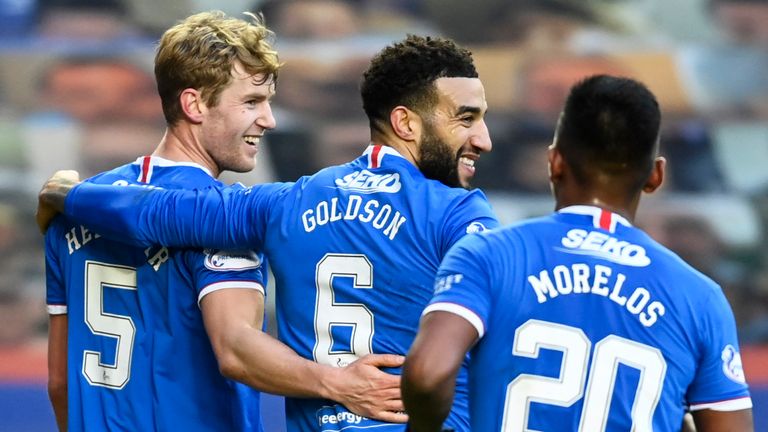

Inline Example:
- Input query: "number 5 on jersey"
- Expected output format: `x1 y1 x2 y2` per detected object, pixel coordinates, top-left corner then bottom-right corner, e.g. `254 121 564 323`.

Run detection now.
83 261 138 389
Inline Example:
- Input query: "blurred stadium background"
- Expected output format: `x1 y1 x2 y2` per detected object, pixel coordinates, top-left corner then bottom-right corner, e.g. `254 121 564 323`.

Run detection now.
0 0 766 430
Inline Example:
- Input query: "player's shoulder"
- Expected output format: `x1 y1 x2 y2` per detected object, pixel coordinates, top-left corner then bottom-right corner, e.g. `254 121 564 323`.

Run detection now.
468 214 553 246
469 215 551 249
86 158 219 189
665 252 721 292
637 230 722 293
45 214 69 242
507 213 557 231
293 160 400 199
428 184 493 219
47 164 135 242
302 159 376 187
246 180 296 200
85 162 137 185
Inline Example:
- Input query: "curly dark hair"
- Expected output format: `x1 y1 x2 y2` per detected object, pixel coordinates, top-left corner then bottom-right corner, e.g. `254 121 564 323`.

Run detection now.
360 35 478 133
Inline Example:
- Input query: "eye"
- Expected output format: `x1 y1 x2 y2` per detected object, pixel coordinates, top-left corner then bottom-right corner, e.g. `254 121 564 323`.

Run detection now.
246 98 272 108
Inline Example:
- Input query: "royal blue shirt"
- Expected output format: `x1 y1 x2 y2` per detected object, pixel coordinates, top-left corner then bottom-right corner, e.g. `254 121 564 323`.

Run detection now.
427 205 752 431
63 145 500 431
46 156 266 431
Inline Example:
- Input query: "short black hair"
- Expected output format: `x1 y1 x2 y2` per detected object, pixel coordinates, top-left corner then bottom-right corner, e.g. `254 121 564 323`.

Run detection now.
556 75 661 190
360 35 477 133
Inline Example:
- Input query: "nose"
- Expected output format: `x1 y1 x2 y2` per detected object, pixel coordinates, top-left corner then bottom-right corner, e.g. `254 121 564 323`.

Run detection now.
257 102 277 131
472 120 492 153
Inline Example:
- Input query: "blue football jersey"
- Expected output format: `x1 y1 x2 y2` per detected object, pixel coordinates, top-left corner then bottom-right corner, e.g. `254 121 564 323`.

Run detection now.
427 205 752 431
45 156 267 431
64 145 500 431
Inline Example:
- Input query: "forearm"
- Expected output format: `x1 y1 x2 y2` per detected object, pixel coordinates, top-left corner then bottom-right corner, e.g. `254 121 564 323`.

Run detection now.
402 312 478 431
402 370 454 432
65 183 248 249
216 325 336 399
47 314 67 431
203 288 405 421
48 384 67 431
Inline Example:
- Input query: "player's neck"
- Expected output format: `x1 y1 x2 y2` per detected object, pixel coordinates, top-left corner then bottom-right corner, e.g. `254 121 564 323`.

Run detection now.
552 167 643 222
554 189 639 223
153 127 221 178
372 130 418 166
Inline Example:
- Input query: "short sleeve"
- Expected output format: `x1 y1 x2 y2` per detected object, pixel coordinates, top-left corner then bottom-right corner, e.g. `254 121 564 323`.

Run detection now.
45 219 68 315
441 190 499 255
686 286 752 411
424 232 496 338
183 248 267 307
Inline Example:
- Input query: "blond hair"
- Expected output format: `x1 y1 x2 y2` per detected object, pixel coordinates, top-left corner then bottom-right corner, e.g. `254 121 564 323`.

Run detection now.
155 10 280 125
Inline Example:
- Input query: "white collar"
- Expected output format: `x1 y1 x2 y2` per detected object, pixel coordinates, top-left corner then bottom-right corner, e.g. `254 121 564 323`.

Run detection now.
133 155 213 184
361 144 405 169
558 205 632 232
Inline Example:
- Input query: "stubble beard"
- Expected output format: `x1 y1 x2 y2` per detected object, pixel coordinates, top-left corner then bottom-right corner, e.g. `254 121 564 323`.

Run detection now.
418 123 463 189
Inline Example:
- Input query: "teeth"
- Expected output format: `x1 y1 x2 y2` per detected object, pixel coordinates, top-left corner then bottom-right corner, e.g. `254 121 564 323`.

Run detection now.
459 157 475 167
243 136 259 145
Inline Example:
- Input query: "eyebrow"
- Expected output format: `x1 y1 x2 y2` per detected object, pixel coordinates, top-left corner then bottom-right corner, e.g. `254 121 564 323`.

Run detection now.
455 105 483 116
244 89 275 101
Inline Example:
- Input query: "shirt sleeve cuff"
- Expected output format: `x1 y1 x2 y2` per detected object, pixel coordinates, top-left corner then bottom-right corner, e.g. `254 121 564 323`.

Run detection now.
47 304 67 315
688 396 753 412
422 302 485 338
197 281 266 307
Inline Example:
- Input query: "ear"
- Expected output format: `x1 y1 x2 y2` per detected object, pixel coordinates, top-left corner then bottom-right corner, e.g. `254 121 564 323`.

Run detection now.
547 144 564 183
642 156 666 194
389 106 420 141
180 88 205 124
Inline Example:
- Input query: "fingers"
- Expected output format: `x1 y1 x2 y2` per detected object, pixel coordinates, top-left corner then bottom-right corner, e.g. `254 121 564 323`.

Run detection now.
40 170 81 199
36 170 82 234
355 367 400 390
337 354 410 424
36 203 58 235
49 170 81 185
346 385 404 418
366 386 401 401
369 410 408 424
357 353 405 368
381 398 405 413
377 374 401 390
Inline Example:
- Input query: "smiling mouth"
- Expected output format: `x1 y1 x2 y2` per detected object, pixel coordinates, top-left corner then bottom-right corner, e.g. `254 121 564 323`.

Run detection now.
243 136 260 146
459 156 476 169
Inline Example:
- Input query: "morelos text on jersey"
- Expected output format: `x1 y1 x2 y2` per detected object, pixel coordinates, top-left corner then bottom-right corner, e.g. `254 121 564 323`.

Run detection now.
424 205 752 431
529 227 664 327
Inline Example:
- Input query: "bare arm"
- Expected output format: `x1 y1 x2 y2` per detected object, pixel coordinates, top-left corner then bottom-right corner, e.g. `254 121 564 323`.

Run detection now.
201 288 407 423
691 408 753 432
47 314 68 431
402 311 478 432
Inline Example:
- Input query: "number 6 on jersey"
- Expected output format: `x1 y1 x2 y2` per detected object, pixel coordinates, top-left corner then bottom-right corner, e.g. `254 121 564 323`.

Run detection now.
313 254 375 367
